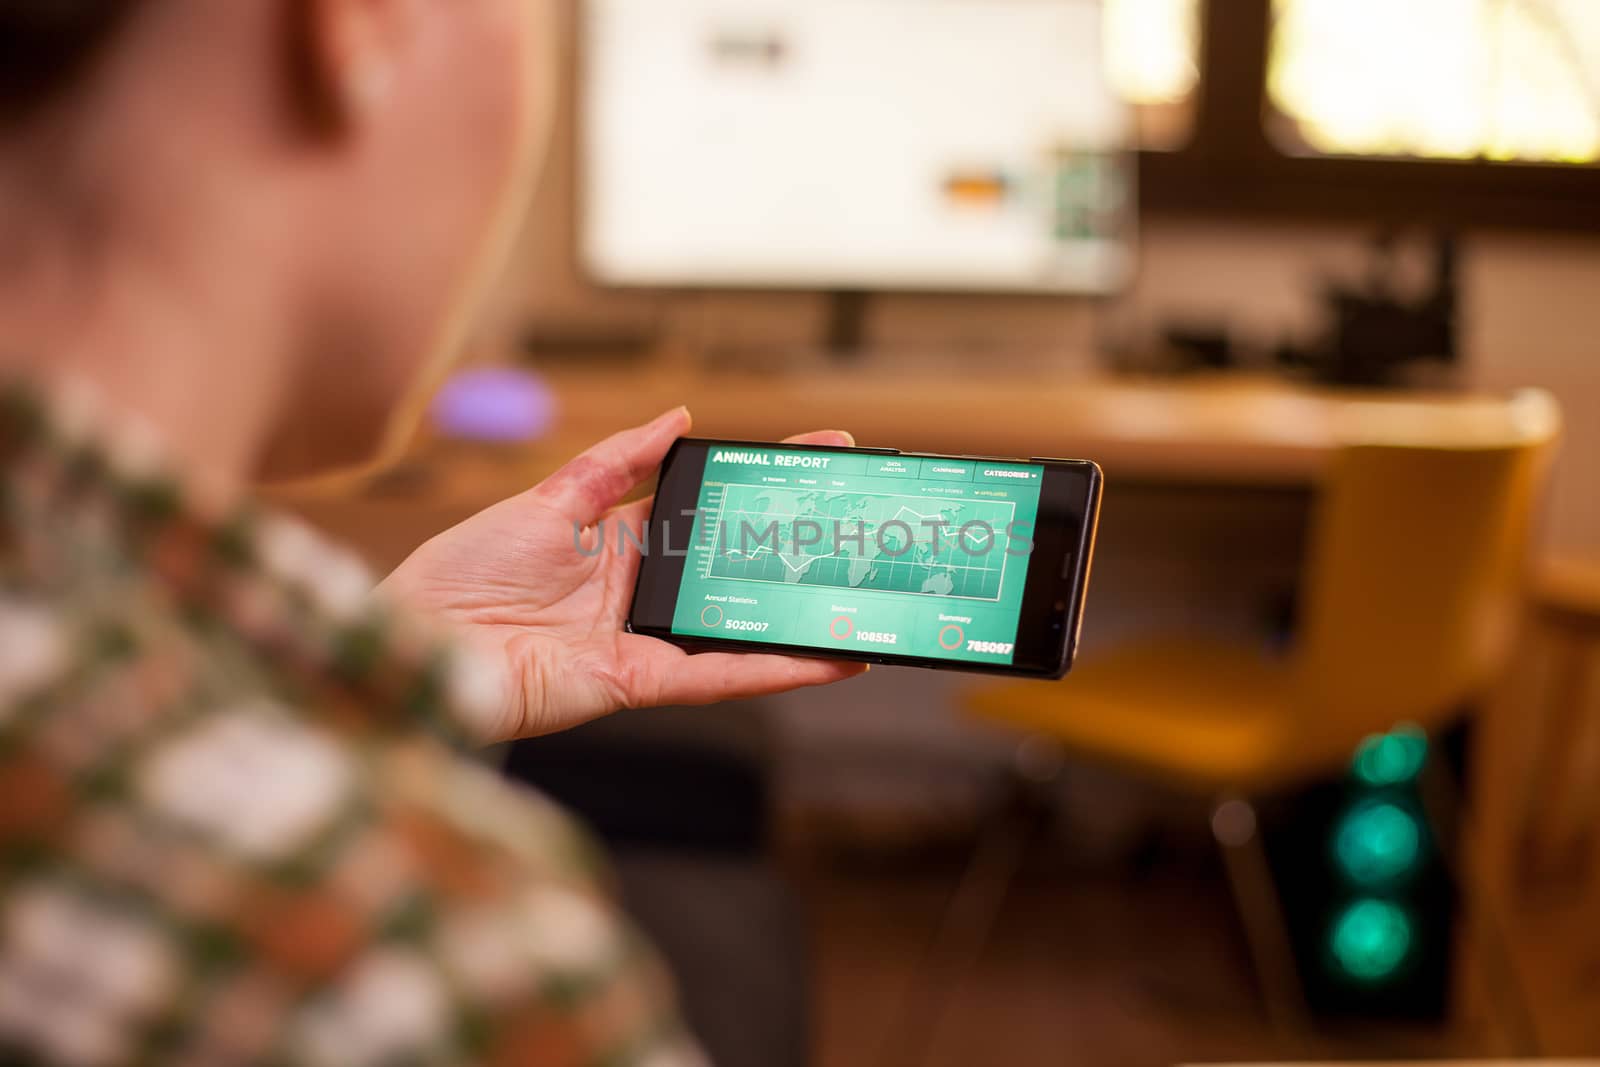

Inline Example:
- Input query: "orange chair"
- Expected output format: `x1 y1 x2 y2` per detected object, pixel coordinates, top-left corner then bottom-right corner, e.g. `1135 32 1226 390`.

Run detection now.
964 389 1561 1022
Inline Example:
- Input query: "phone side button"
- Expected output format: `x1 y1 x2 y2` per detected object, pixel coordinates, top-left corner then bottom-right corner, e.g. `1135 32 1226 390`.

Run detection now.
1060 552 1076 578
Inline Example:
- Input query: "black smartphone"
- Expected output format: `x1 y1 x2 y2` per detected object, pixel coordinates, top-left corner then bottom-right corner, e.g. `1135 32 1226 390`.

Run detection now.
627 438 1101 678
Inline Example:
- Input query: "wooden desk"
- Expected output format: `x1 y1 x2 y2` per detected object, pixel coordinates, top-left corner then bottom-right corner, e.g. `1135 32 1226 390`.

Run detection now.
274 365 1544 570
529 366 1537 486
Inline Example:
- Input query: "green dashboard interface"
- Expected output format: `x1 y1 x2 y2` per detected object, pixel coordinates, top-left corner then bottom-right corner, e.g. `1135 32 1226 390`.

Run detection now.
671 447 1044 665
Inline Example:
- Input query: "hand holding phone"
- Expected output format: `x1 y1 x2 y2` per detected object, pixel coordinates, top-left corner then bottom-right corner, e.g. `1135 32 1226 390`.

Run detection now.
384 415 871 742
629 439 1101 678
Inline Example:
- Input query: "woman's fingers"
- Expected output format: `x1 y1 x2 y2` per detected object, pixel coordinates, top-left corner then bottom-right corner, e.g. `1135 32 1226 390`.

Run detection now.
543 420 854 535
781 429 855 448
623 638 868 708
536 406 692 526
606 426 857 551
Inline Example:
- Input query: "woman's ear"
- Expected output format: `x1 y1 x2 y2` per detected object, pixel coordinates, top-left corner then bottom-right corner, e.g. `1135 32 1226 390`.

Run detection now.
288 0 411 133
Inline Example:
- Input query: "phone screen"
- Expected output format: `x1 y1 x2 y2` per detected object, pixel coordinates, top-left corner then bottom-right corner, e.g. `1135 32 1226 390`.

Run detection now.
655 444 1054 668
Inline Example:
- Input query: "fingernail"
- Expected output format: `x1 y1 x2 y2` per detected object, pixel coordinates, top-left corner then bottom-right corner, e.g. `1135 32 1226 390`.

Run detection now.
837 430 856 446
654 406 691 429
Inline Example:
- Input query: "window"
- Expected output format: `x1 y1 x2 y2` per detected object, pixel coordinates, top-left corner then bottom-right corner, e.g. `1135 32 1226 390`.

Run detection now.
1134 0 1600 230
1104 0 1201 150
1269 0 1600 166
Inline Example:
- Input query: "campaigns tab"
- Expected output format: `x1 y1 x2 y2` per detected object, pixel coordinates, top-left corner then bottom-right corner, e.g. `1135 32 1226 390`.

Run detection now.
919 459 976 482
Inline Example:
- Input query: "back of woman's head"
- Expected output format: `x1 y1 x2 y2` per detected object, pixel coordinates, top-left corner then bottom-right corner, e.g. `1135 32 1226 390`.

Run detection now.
0 0 559 481
0 1 135 124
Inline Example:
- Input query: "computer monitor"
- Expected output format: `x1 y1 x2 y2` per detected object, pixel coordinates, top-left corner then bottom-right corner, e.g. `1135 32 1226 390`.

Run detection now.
580 0 1134 295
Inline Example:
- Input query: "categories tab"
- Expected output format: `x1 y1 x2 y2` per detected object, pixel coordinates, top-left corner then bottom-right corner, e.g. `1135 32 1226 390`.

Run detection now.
975 463 1041 486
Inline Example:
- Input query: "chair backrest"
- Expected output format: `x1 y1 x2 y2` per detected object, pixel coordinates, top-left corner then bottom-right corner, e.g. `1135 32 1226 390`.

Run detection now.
1289 391 1561 757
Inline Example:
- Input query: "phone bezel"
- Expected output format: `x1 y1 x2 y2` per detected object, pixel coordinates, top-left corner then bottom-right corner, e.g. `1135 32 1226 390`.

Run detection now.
626 438 1101 679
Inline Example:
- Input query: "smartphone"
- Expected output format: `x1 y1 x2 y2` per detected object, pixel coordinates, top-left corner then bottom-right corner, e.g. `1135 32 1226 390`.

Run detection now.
627 439 1101 678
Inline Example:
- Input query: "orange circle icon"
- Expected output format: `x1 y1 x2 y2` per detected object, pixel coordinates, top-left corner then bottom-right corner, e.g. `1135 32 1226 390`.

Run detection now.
830 615 854 640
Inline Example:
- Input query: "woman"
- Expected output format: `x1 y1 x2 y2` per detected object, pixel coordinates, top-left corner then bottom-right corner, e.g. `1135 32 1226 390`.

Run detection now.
0 1 863 1063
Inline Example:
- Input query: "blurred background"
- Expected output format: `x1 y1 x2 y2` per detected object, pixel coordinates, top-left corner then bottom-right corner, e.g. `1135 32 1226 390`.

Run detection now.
278 2 1600 1065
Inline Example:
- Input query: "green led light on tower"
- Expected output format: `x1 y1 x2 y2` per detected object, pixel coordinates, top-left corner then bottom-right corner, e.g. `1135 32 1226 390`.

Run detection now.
1329 898 1414 982
1333 799 1423 888
1322 725 1433 991
1351 723 1429 787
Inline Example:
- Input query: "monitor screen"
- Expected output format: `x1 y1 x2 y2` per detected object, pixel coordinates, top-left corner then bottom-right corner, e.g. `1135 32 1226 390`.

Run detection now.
581 0 1134 293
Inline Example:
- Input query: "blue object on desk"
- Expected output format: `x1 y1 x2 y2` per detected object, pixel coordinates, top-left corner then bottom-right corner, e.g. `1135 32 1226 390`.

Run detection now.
430 366 555 443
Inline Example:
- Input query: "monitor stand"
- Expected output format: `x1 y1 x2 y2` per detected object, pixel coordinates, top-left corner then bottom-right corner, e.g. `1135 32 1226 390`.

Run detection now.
823 290 870 361
697 290 873 374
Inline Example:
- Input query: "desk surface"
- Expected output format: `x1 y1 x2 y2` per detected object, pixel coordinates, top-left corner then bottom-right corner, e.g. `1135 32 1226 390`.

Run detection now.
274 365 1549 569
537 366 1541 485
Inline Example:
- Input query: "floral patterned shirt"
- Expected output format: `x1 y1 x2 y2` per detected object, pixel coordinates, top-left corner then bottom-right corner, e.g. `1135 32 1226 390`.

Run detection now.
0 380 703 1067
